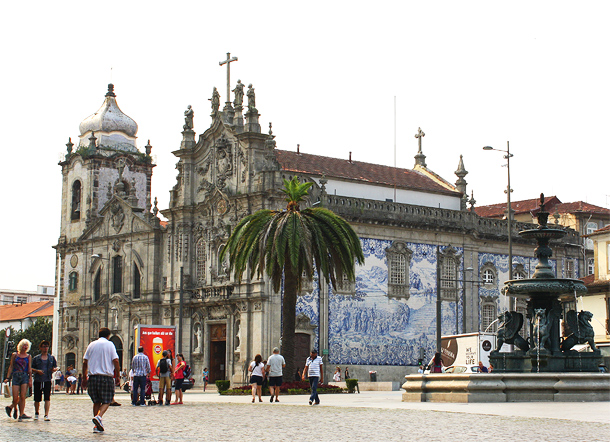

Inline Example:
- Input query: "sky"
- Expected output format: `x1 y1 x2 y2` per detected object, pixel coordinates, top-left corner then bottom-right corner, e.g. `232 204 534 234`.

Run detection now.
1 1 608 290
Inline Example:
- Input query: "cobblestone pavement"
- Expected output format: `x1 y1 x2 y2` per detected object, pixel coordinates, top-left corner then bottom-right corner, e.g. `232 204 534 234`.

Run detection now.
1 391 609 442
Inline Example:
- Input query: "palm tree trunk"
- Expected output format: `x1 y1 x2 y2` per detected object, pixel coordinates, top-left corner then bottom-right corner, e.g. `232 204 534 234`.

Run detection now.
281 263 299 383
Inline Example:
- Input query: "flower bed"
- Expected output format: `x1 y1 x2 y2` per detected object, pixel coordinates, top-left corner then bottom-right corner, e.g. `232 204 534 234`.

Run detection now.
221 381 344 395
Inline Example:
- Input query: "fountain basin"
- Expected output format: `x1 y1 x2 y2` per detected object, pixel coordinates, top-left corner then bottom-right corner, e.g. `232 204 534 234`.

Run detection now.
402 373 610 402
502 278 587 298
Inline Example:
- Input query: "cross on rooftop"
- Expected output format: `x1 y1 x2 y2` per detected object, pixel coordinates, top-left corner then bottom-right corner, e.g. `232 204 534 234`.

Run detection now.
219 52 238 105
415 127 425 153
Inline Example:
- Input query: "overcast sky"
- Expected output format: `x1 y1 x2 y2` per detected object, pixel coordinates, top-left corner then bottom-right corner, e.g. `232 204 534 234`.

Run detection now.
1 1 608 290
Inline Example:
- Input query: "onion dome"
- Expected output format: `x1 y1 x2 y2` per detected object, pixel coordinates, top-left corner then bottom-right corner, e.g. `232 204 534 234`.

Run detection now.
78 84 138 152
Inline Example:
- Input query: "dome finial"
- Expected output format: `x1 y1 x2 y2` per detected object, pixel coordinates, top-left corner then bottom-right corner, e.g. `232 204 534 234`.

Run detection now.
106 84 116 97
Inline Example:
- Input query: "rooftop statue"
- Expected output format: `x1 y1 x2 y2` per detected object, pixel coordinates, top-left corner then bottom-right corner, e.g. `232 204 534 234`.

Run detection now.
184 105 194 130
209 87 220 114
247 84 256 111
233 80 244 107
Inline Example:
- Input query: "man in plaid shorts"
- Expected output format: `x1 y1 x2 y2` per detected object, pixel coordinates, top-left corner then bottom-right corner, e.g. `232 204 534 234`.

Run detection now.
82 327 120 433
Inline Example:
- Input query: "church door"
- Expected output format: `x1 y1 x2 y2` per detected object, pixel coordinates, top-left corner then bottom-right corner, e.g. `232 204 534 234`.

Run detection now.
209 324 226 382
110 336 124 371
295 333 311 371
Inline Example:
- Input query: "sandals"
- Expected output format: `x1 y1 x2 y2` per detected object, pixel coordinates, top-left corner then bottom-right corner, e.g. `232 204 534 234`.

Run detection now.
5 406 11 418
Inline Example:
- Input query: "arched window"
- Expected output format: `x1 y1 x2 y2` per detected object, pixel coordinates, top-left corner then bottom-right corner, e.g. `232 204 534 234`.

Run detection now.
385 241 413 299
481 262 497 285
71 180 82 220
68 272 78 291
112 256 123 294
196 239 206 284
65 352 76 370
93 269 101 301
133 264 141 299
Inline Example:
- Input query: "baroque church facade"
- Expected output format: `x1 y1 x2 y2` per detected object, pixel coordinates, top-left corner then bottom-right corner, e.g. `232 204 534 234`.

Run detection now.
54 80 582 383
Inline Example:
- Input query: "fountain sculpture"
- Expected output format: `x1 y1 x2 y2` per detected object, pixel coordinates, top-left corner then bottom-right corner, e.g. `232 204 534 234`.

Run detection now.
490 194 601 372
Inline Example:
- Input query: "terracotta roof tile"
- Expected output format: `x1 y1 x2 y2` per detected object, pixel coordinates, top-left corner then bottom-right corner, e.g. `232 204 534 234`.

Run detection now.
0 301 54 322
580 274 610 289
275 150 460 197
475 196 561 218
554 201 610 215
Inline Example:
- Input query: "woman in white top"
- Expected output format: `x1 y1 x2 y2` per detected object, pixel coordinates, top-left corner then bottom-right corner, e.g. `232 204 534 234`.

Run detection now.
248 354 265 403
333 366 341 382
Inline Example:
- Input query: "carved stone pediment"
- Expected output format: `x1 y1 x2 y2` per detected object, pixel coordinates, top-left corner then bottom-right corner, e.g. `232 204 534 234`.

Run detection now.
110 202 126 233
295 313 316 332
208 305 228 320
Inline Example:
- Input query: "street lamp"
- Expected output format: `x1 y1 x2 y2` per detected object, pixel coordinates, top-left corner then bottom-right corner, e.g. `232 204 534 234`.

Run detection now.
483 142 515 312
92 254 111 327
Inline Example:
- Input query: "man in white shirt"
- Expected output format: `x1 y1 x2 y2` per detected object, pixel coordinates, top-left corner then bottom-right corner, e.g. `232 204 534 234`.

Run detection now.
302 349 323 405
82 328 120 434
265 347 286 403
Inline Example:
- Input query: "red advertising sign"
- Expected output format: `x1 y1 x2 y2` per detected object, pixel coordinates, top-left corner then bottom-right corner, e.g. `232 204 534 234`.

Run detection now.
135 325 176 381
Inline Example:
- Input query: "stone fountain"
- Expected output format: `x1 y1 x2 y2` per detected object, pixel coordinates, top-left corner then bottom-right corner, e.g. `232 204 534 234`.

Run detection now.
402 195 608 402
490 194 601 373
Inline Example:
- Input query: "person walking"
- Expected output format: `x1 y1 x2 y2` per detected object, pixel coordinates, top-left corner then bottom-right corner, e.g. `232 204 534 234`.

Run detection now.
428 352 444 373
172 354 186 405
302 349 323 406
4 339 33 421
77 374 83 394
155 350 173 405
131 346 151 406
248 354 264 403
333 366 341 382
202 367 209 392
344 367 350 380
265 347 285 403
53 368 62 393
31 340 57 421
82 327 120 434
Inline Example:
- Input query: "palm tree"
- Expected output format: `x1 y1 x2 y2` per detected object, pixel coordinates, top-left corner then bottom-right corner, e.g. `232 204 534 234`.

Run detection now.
221 177 364 379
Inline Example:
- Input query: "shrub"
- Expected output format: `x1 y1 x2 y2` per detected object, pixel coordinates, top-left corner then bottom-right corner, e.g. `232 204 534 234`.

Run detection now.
345 378 358 393
215 380 230 392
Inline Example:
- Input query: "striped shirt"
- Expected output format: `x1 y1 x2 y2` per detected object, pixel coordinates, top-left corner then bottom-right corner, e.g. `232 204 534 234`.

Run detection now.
131 352 151 377
306 356 323 377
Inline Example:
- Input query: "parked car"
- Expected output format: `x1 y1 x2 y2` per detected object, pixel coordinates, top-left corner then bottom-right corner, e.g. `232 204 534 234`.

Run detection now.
443 365 481 374
173 377 195 392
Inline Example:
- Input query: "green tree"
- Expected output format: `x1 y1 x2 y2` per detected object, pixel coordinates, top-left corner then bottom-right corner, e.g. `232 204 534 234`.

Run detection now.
222 177 364 378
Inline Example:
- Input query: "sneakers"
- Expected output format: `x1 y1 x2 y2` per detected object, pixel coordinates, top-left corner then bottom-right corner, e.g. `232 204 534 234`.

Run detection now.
139 403 146 407
13 408 17 419
34 413 39 420
165 401 170 406
20 414 32 419
18 416 22 422
92 415 104 432
309 400 313 405
5 406 11 418
93 427 103 433
270 396 274 403
44 416 50 421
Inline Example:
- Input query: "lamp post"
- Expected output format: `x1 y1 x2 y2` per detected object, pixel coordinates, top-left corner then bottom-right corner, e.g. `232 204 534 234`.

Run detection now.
483 142 515 312
92 254 111 327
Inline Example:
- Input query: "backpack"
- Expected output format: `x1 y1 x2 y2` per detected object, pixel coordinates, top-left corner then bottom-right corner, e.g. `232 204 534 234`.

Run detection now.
182 364 191 379
159 358 168 374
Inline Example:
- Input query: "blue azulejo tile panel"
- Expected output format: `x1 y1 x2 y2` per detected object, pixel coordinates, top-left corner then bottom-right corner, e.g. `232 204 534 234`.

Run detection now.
295 272 320 351
328 238 462 366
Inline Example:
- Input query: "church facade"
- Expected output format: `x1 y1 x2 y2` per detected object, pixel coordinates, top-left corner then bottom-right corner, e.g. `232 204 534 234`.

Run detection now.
53 79 582 383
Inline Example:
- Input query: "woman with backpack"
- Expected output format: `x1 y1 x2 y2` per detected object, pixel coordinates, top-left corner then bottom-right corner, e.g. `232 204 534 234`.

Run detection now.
248 354 264 403
172 354 186 405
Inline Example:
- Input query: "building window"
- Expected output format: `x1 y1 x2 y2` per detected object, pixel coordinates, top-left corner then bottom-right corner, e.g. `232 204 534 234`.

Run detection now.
514 272 525 280
481 303 497 332
41 287 48 294
385 242 413 299
93 270 101 301
112 256 123 294
585 222 598 250
440 256 458 301
4 296 14 304
71 180 81 220
133 264 141 299
587 258 595 276
482 269 495 284
196 239 206 284
566 260 574 279
68 272 78 291
16 296 27 304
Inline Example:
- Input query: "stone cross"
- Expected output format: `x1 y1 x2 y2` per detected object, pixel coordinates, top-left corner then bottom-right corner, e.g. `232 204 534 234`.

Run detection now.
219 52 238 105
415 127 425 153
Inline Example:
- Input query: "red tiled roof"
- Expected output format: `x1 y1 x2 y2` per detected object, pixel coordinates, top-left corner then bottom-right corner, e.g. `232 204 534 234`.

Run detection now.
0 301 54 322
587 224 610 237
475 196 561 218
581 274 610 289
554 201 610 215
275 150 460 196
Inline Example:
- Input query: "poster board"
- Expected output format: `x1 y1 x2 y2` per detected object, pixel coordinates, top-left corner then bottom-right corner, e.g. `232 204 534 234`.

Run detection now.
134 325 176 392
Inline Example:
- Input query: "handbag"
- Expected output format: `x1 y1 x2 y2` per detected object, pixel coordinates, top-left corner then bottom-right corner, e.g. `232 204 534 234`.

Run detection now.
2 382 11 398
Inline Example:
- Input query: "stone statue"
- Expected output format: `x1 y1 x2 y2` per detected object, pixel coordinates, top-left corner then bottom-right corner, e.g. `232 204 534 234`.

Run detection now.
194 323 202 353
234 320 241 352
495 311 529 352
209 87 220 114
232 80 244 107
247 84 255 110
184 105 194 130
561 310 597 352
532 309 551 351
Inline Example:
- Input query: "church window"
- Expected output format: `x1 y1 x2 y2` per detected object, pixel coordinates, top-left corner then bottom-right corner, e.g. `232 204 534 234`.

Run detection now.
133 264 141 299
385 242 413 299
440 256 458 301
112 256 123 294
565 259 574 279
481 303 496 332
68 272 78 291
93 270 101 301
196 239 206 284
514 271 525 280
71 180 82 220
481 262 497 285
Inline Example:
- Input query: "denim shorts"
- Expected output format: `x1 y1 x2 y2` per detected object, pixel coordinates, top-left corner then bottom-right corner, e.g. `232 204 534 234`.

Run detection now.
12 371 29 386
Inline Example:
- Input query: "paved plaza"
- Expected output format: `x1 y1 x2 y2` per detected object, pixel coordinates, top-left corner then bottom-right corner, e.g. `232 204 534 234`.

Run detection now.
1 389 609 441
